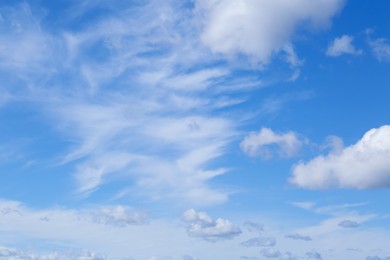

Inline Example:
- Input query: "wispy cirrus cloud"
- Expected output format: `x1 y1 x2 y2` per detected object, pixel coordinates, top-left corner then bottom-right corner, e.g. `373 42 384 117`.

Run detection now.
326 35 362 57
369 37 390 62
0 0 346 207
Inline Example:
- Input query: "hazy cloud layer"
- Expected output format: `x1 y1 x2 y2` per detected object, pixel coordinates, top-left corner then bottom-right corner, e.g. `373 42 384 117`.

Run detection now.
0 246 106 260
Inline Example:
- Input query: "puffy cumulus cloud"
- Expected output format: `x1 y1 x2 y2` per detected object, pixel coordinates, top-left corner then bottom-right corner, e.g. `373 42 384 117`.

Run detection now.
182 209 241 242
195 0 345 63
90 206 147 227
369 38 390 62
241 128 307 159
290 125 390 189
338 220 359 228
241 236 276 247
326 35 362 57
285 233 312 241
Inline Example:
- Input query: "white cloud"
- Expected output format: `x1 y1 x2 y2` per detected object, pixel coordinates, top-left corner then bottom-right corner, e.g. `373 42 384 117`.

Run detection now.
285 233 312 241
326 35 362 56
0 0 344 207
369 38 390 62
241 236 276 247
366 256 390 260
290 201 368 216
260 248 281 258
290 201 316 211
89 206 147 227
183 255 199 260
35 0 242 205
338 220 359 228
0 246 106 260
0 4 53 70
243 221 264 233
182 209 241 242
298 213 375 237
241 128 307 159
195 0 345 63
304 251 322 260
290 125 390 189
0 199 389 259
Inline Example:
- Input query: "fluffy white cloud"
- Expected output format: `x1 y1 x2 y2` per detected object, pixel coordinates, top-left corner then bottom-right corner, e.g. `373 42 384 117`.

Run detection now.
326 35 362 56
241 128 306 159
182 209 241 242
369 38 390 62
195 0 345 63
326 35 362 57
290 125 390 189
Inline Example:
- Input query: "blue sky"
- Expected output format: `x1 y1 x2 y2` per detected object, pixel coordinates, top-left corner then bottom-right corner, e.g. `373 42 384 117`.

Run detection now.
0 0 390 259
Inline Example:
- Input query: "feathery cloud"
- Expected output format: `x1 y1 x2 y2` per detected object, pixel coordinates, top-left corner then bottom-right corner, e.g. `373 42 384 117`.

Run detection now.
326 35 362 56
